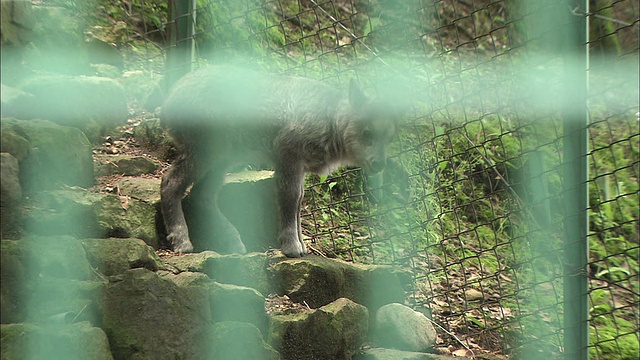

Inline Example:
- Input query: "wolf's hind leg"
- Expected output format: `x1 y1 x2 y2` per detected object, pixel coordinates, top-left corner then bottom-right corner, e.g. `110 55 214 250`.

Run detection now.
190 168 247 254
161 154 196 253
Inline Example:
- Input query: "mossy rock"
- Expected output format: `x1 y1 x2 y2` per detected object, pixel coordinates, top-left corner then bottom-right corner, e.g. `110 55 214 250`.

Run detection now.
268 297 368 360
1 153 23 239
25 188 158 248
269 255 408 310
113 177 161 204
211 321 279 360
162 251 271 295
0 322 113 360
17 74 127 136
24 278 103 325
94 155 161 177
1 118 94 192
209 281 268 332
372 303 437 352
1 236 102 324
1 236 92 281
160 271 211 288
82 238 164 276
160 250 219 273
203 252 270 295
101 268 211 360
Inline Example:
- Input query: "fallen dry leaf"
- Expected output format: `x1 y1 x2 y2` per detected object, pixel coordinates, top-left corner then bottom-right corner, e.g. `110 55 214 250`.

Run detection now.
119 195 130 210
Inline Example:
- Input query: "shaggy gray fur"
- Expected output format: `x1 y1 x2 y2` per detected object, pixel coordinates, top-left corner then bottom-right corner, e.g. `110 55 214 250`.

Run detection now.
161 66 398 257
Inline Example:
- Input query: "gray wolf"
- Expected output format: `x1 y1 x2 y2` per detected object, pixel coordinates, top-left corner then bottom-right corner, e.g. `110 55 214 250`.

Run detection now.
160 66 399 257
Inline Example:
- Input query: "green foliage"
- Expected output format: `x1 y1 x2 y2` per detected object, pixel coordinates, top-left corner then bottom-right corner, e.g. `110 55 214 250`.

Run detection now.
586 116 639 360
51 0 167 33
590 313 639 360
195 0 285 61
588 118 640 277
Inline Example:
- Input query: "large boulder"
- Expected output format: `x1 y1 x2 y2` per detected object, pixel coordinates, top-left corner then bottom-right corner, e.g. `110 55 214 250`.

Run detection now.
203 252 270 295
268 297 369 360
160 269 269 331
0 0 34 47
16 75 128 141
209 281 267 331
25 187 158 248
211 322 279 360
82 238 163 277
0 153 22 238
1 118 94 193
0 322 113 360
23 277 103 325
0 1 34 85
1 236 92 281
163 251 270 295
0 120 30 161
1 237 102 324
270 255 409 310
101 268 211 360
0 240 27 323
372 303 437 352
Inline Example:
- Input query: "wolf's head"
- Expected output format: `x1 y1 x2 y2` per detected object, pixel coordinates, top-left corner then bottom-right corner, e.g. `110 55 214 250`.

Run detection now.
340 79 401 174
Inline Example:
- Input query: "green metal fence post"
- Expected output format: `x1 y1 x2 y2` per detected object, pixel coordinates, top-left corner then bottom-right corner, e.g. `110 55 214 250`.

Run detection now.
166 0 196 87
562 0 590 359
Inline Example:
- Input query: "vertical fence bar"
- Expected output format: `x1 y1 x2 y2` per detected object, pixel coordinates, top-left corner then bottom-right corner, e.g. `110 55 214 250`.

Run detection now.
166 0 196 87
562 0 589 359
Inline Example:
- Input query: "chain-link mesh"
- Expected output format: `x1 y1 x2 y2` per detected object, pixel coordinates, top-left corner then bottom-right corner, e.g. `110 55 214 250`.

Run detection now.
585 2 639 359
97 0 638 358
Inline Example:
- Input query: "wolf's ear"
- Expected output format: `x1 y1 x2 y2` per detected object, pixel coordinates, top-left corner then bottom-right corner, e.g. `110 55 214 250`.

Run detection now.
349 79 367 109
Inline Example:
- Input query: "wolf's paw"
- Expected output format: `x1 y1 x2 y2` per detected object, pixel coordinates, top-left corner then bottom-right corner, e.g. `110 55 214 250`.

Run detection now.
168 228 194 253
279 231 307 258
280 241 306 258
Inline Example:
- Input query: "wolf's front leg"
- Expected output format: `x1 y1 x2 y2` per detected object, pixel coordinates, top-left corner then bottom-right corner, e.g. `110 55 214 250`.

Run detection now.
275 164 307 258
161 156 195 253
